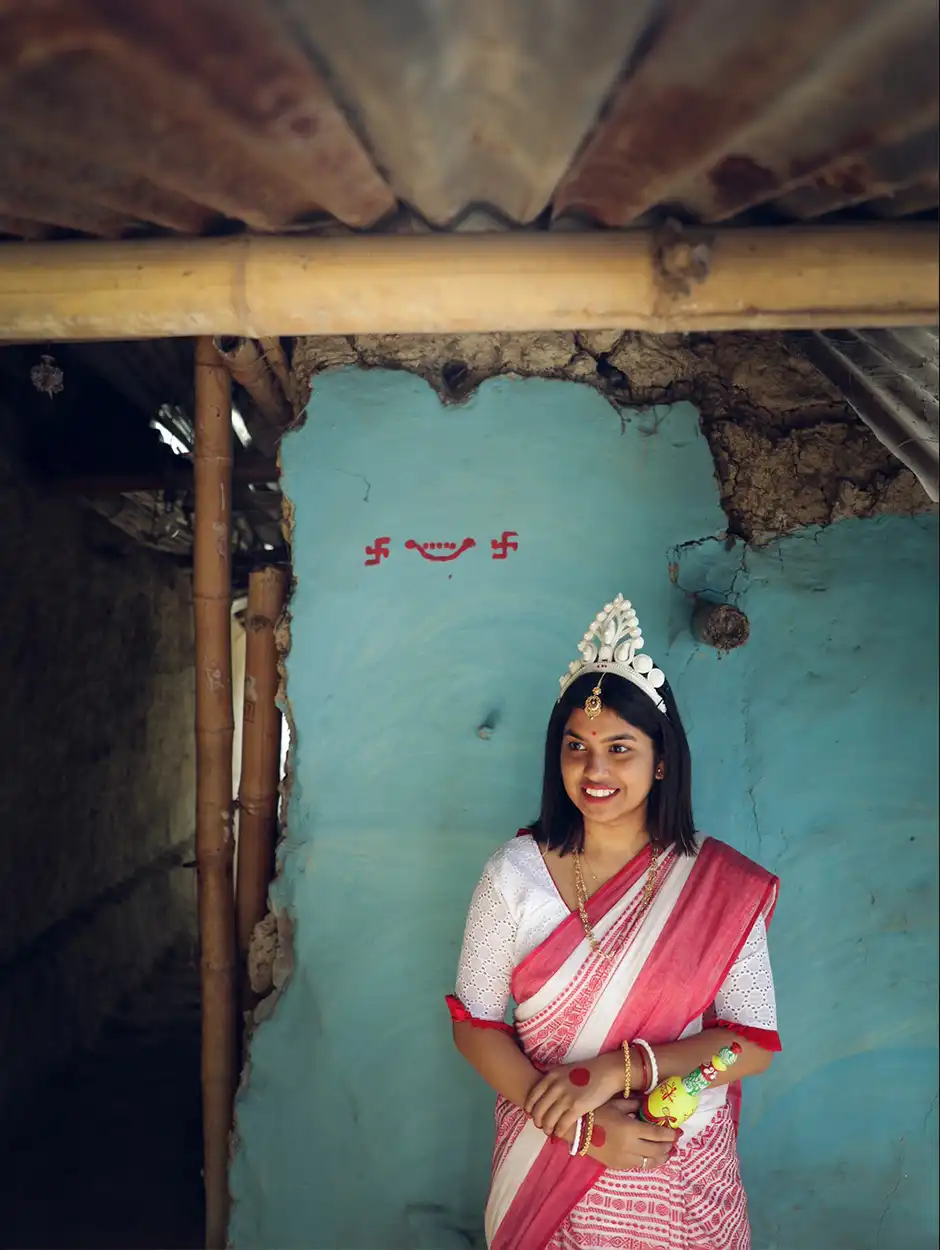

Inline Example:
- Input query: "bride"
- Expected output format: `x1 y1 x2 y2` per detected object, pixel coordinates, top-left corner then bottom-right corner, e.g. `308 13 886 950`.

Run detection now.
448 595 780 1250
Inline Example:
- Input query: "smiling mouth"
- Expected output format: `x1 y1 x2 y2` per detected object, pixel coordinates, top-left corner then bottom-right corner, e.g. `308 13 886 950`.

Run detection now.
581 786 619 802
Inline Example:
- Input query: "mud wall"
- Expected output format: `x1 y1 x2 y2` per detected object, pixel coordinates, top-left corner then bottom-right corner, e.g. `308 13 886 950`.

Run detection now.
0 450 197 1115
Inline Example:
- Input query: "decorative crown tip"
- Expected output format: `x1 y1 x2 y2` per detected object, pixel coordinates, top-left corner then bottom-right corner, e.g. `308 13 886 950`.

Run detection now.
558 592 668 715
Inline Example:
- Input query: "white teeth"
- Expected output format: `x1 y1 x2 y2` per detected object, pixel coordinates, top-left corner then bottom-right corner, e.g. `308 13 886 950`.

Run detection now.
585 788 616 798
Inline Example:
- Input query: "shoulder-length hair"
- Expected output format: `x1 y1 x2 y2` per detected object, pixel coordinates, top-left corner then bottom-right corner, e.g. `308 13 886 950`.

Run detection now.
530 671 697 857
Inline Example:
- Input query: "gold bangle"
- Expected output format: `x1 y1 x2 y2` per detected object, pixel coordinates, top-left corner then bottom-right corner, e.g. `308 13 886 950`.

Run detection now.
578 1110 595 1156
622 1040 632 1099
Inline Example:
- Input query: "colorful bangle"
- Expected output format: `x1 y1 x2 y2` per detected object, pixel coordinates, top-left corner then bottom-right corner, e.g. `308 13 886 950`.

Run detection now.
621 1039 632 1098
578 1110 595 1157
569 1115 584 1157
634 1038 659 1094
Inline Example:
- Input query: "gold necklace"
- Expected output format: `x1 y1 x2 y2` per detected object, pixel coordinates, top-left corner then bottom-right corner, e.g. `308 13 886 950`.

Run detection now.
582 852 600 887
573 843 660 959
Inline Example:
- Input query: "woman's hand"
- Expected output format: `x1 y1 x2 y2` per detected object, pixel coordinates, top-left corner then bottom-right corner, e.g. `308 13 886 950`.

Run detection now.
588 1099 680 1172
524 1053 623 1138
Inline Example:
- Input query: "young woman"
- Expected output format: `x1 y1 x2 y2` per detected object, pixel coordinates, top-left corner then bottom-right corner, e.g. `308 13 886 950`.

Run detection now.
447 595 780 1250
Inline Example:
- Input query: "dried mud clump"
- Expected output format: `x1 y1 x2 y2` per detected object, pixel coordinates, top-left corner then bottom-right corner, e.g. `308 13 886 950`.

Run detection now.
291 331 935 543
692 602 751 652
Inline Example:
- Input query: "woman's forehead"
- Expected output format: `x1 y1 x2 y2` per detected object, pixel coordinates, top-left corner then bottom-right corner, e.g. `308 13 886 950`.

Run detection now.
564 706 649 740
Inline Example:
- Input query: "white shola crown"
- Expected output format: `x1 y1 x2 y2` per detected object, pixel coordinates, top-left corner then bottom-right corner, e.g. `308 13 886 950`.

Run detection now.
558 594 668 713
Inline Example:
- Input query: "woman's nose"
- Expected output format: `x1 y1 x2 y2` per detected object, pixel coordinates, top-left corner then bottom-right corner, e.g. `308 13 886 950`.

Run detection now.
584 750 612 778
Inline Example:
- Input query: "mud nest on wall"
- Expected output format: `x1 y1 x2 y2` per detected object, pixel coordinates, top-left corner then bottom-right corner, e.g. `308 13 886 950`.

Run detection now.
290 330 936 545
692 602 751 652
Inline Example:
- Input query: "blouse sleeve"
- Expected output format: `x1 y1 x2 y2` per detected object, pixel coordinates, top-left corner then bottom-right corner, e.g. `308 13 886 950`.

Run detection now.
711 914 781 1051
450 860 517 1026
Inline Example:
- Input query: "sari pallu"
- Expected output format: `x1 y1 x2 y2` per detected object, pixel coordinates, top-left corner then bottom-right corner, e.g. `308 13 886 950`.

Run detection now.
485 837 778 1250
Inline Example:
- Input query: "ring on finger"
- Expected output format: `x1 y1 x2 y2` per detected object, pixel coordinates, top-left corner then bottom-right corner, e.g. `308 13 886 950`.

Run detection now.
641 1157 648 1169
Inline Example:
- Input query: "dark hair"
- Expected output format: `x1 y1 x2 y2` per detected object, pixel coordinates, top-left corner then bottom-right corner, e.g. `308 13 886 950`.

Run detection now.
530 672 696 856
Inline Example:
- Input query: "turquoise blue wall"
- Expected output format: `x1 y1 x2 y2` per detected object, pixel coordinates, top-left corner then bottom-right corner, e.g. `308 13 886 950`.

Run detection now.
230 370 938 1250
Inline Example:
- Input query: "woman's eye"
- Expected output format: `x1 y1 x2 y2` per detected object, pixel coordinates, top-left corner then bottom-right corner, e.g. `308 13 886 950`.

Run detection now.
566 741 585 751
610 744 630 754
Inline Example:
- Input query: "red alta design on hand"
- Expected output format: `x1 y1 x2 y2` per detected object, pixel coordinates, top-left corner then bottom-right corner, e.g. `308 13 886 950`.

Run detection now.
591 1124 606 1147
569 1067 591 1087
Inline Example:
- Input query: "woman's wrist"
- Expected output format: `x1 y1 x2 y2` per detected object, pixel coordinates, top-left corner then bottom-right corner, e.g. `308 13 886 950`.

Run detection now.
596 1050 627 1100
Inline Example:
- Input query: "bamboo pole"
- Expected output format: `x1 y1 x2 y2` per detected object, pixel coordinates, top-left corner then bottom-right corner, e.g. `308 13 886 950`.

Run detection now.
257 336 294 407
214 336 293 455
0 226 935 340
193 336 237 1250
235 567 288 991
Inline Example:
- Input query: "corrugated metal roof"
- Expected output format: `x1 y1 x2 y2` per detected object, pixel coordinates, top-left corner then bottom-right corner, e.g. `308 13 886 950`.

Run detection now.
555 0 939 226
0 0 395 237
792 326 940 501
0 0 935 241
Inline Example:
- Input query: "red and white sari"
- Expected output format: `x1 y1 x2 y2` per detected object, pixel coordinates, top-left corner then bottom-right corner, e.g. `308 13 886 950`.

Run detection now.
448 835 779 1250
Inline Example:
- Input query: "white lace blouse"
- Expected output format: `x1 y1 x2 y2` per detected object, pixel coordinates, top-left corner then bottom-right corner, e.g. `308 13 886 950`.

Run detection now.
454 836 777 1134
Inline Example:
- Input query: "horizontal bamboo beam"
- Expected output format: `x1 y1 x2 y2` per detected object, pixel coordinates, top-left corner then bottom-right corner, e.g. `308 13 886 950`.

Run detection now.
0 226 935 340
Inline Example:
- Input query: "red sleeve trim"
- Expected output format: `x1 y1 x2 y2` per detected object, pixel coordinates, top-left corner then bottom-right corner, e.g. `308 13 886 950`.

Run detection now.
714 1019 782 1052
446 994 515 1035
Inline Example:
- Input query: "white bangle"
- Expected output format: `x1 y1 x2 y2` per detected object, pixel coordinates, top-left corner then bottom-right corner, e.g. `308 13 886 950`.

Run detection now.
634 1038 659 1094
569 1115 584 1157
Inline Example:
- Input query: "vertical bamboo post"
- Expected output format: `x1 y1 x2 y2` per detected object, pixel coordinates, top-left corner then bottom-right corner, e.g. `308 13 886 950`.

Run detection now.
193 336 237 1250
236 566 288 985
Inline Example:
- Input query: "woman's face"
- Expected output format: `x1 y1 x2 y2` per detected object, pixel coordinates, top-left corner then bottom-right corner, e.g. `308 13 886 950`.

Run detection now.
560 704 658 829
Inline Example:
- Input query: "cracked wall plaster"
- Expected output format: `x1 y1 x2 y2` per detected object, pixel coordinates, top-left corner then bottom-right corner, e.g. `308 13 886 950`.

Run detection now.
291 331 936 543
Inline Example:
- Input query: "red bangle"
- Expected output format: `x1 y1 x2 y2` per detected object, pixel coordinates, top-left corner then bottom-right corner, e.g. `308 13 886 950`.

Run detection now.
633 1042 649 1093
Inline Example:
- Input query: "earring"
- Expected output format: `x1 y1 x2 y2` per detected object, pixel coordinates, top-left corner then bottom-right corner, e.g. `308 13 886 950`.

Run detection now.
655 765 665 780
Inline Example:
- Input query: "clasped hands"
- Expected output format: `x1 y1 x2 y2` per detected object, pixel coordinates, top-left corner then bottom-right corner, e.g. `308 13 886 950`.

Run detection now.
523 1052 679 1172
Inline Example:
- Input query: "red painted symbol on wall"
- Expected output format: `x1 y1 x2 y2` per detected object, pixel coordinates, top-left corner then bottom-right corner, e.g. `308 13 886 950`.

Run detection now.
364 536 391 566
404 538 476 562
491 531 519 560
364 531 519 566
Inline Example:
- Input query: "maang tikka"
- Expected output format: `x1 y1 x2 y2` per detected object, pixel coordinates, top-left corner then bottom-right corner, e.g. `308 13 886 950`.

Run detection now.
584 676 605 720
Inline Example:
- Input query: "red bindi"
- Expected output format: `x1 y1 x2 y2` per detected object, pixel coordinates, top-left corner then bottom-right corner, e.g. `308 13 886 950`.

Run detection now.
569 1067 591 1087
592 1125 606 1147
